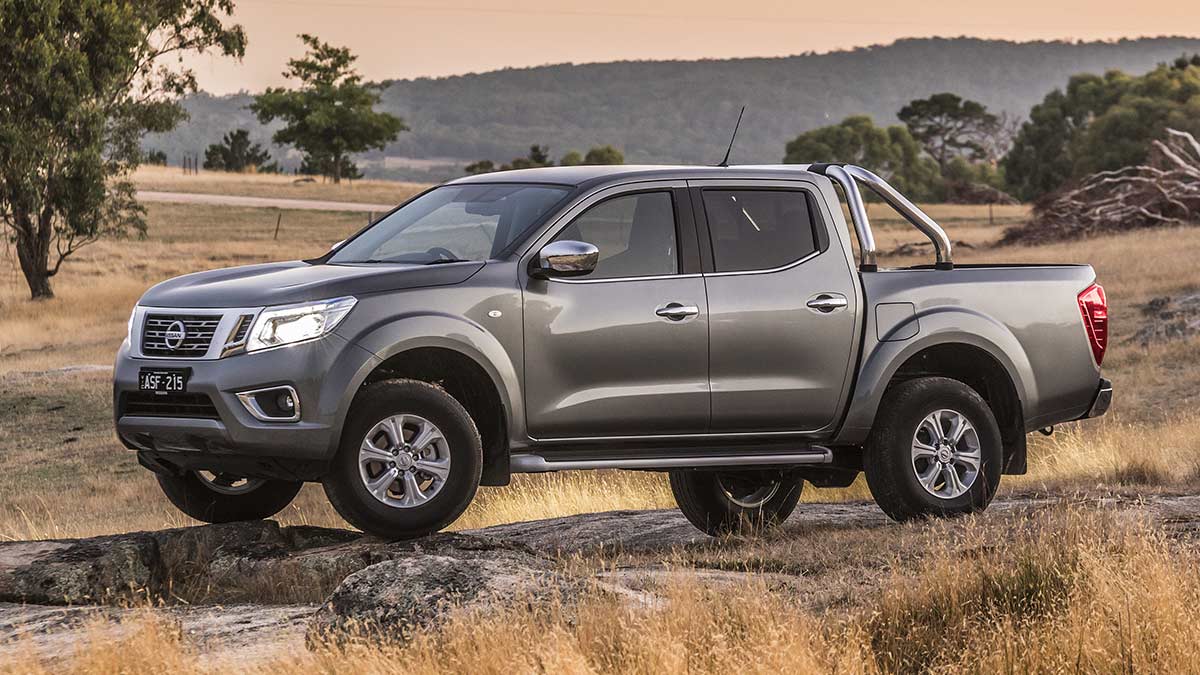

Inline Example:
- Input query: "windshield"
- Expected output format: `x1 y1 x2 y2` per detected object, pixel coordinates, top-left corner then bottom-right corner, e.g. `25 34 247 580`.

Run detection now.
328 183 571 265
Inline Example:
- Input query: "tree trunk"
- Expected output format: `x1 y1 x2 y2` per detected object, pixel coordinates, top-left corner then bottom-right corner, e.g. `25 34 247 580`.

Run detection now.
13 209 55 300
331 152 342 184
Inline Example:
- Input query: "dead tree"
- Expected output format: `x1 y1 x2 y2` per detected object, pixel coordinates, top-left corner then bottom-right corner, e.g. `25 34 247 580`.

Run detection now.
1004 128 1200 244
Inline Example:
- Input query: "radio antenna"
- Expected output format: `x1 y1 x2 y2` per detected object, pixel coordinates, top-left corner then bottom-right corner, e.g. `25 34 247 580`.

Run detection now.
717 106 745 167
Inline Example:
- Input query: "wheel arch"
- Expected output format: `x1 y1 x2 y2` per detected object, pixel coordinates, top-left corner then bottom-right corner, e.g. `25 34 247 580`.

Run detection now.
343 316 521 486
835 309 1035 474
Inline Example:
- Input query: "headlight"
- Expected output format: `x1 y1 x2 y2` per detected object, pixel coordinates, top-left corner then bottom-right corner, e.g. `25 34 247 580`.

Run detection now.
126 306 138 343
246 297 357 352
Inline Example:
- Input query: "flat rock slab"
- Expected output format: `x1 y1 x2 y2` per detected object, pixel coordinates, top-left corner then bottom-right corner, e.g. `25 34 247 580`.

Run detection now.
0 602 313 668
0 521 358 605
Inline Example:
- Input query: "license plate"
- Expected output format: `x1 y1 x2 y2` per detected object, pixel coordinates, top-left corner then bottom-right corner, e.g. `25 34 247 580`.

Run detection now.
138 368 189 394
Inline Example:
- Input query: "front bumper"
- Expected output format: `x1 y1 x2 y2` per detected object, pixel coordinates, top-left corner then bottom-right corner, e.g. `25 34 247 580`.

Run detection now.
113 332 379 477
1085 377 1113 418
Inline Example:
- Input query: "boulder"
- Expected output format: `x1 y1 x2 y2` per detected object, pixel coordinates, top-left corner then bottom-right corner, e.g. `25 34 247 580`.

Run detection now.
0 533 159 604
0 521 359 605
306 533 570 643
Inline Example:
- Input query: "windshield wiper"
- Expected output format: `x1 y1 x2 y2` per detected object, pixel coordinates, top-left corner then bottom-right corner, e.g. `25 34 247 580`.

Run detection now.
423 258 473 265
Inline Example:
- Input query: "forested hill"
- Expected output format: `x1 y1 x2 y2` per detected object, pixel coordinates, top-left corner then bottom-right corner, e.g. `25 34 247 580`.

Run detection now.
149 37 1200 177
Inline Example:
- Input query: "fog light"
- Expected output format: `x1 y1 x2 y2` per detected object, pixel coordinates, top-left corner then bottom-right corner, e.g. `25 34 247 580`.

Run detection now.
236 385 301 422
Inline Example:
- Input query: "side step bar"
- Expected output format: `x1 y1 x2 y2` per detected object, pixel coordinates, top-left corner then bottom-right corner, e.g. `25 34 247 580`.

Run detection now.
510 447 833 473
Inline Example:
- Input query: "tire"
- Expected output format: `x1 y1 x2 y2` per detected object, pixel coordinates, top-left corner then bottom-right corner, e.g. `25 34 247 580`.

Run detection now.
156 471 302 524
322 379 482 540
864 376 1003 522
669 469 804 536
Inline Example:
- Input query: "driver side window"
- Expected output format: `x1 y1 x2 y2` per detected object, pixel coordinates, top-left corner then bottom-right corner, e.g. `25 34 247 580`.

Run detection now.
553 191 678 280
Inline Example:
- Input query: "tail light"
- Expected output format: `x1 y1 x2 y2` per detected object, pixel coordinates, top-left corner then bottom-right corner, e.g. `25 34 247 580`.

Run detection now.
1077 283 1108 365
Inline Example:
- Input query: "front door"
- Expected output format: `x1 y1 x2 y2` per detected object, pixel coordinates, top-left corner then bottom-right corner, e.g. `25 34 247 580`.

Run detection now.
690 180 859 433
522 184 709 439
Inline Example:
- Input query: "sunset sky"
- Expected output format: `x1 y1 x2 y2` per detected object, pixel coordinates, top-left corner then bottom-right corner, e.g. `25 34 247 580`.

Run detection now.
185 0 1200 93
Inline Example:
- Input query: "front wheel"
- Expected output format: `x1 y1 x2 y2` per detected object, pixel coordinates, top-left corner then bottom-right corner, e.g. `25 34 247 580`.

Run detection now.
669 469 803 536
864 377 1003 521
156 471 302 523
322 379 482 540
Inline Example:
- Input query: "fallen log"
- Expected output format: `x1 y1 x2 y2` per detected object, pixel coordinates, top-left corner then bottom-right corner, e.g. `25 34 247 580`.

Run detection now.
1003 128 1200 244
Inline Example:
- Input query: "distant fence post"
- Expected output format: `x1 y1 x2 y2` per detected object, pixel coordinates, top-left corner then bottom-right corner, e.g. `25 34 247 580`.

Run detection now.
273 213 282 240
989 203 994 226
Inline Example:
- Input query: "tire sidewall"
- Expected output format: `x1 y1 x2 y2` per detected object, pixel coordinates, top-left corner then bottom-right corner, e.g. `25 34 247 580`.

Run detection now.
873 379 1002 517
670 470 803 535
156 472 301 523
328 380 482 537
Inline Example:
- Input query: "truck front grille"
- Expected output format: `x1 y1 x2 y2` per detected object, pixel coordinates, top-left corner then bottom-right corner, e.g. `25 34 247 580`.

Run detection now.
141 314 221 357
122 392 221 420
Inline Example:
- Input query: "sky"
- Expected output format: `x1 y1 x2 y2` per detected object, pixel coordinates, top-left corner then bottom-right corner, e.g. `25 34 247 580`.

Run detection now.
184 0 1200 94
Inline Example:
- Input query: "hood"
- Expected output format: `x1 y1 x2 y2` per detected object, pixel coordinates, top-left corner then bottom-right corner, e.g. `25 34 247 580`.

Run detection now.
139 260 486 309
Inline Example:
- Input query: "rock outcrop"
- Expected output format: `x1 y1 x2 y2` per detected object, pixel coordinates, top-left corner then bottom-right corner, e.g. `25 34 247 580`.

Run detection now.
306 533 571 642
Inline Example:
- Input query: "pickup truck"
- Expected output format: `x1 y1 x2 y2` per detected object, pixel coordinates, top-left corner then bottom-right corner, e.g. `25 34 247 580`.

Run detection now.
113 164 1112 538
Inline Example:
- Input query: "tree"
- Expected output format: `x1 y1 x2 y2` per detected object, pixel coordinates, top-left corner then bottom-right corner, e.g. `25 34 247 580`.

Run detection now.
582 145 624 165
251 34 406 183
783 115 943 201
898 93 998 171
1003 64 1200 200
467 143 623 175
143 149 169 166
504 144 551 170
0 0 245 299
463 159 496 175
203 129 276 172
975 112 1022 165
299 151 361 181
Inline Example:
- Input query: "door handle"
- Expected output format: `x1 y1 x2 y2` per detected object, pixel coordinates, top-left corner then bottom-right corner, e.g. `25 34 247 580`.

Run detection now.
806 294 848 313
656 303 700 321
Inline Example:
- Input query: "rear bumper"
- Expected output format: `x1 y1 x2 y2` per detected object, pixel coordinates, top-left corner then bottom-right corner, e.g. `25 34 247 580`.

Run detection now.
1085 378 1113 418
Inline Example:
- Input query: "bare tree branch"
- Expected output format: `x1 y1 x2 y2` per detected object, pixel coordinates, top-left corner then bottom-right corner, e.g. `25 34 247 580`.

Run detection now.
1004 129 1200 244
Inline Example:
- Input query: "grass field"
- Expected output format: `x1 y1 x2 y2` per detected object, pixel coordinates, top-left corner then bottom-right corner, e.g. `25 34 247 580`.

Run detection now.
2 175 1199 671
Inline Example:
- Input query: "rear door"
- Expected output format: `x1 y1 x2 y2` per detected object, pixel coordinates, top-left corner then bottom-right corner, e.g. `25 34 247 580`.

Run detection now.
521 181 710 439
689 179 859 433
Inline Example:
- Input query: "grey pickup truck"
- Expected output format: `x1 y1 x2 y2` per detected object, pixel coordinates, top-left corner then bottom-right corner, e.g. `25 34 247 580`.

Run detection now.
114 164 1112 538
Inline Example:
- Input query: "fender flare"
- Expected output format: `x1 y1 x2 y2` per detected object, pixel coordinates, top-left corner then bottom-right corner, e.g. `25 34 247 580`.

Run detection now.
338 311 523 443
834 306 1036 445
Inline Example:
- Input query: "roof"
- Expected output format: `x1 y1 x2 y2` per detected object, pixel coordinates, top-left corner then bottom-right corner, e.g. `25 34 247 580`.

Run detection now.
445 164 822 190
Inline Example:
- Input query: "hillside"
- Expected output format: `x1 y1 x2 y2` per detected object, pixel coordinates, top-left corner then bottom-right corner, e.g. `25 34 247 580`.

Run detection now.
146 36 1200 178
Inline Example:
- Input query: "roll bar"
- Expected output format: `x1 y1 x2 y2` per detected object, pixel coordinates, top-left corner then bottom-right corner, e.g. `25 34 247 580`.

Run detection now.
804 163 954 271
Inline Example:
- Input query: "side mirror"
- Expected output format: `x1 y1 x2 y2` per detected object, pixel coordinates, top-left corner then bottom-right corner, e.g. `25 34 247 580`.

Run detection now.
530 240 599 278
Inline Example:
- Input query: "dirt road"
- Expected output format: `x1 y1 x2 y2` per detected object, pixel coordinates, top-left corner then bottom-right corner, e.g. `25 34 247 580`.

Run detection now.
137 190 395 213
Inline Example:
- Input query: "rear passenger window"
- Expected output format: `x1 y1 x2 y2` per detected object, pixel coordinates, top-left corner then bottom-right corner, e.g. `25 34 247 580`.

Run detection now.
702 190 819 273
554 191 678 279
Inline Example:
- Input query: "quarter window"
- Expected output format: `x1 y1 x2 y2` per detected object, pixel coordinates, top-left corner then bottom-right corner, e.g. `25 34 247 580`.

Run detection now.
702 189 819 273
553 191 678 279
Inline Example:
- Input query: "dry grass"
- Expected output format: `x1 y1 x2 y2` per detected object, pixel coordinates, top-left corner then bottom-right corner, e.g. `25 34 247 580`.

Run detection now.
132 165 425 205
9 506 1200 674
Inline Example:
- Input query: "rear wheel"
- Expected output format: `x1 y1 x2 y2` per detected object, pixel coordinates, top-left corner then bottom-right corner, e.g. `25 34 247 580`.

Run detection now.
669 469 803 536
864 377 1002 521
323 379 482 540
156 471 302 523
